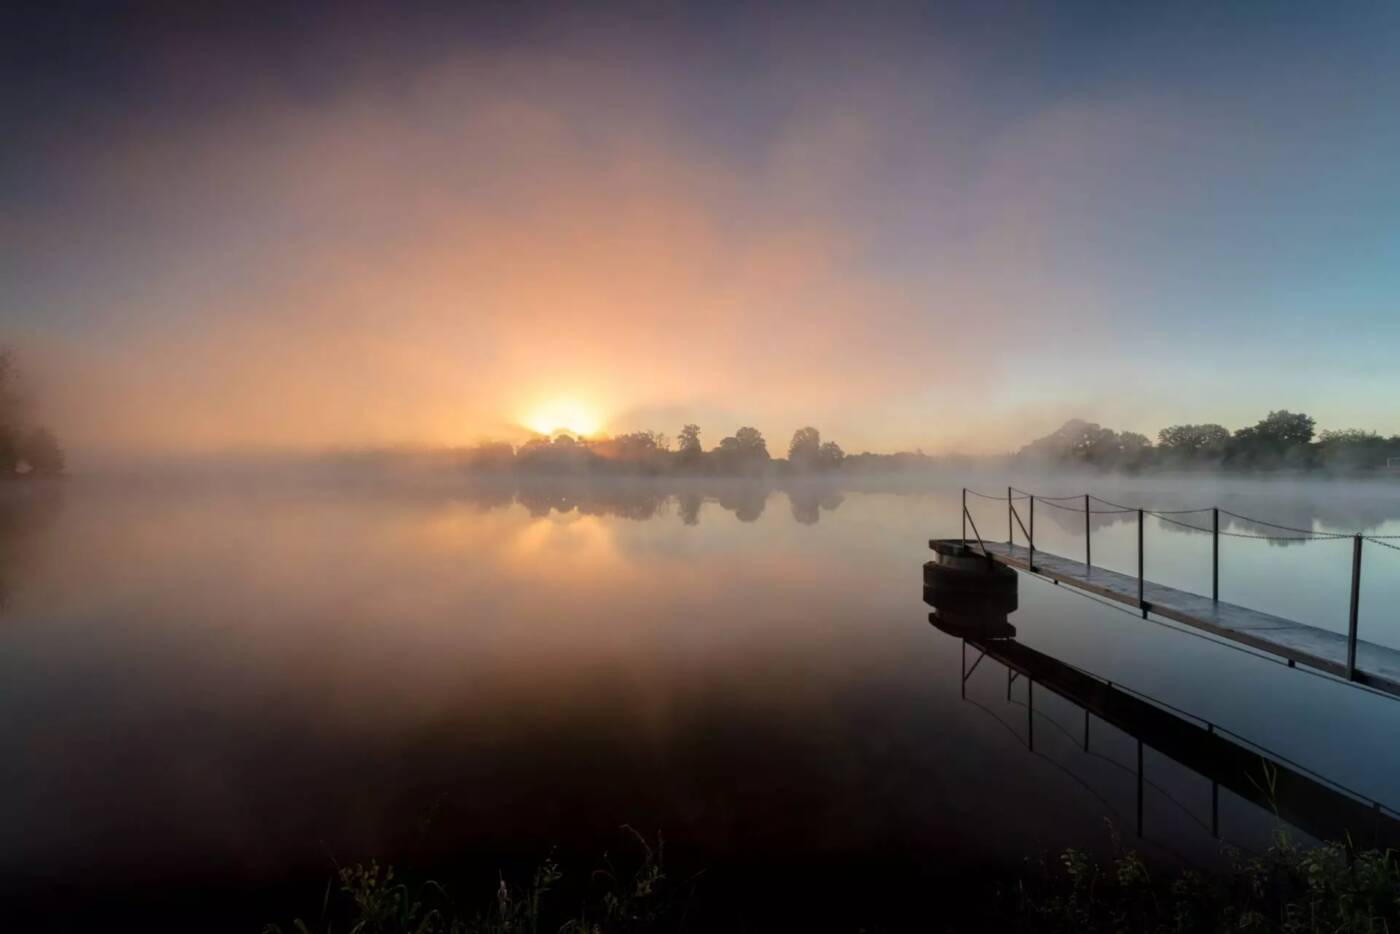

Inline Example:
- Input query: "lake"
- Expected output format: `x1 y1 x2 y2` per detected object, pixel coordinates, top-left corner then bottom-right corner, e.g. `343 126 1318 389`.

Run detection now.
4 474 1400 929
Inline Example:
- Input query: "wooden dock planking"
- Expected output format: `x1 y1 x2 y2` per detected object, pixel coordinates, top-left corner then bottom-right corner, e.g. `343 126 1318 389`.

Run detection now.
957 540 1400 697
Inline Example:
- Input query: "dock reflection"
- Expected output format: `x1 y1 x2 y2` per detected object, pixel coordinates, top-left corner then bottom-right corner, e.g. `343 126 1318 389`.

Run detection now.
925 598 1400 852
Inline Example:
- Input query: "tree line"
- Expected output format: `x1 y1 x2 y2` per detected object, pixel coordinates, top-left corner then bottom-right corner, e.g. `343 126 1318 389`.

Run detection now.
449 410 1400 477
0 349 64 477
453 425 928 476
1017 411 1400 472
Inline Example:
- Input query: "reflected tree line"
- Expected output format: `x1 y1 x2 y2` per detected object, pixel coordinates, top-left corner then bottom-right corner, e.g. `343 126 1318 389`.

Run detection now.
451 478 845 525
1019 411 1400 472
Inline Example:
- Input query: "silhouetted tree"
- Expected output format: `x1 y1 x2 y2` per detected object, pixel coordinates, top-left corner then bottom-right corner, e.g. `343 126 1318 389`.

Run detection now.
1157 423 1230 464
1316 429 1400 471
711 426 770 474
1228 410 1316 469
592 431 670 473
817 440 845 469
0 347 62 478
676 424 702 468
1017 419 1157 470
1019 419 1118 467
734 427 768 459
515 433 599 473
1254 410 1316 445
788 427 821 468
1118 432 1152 470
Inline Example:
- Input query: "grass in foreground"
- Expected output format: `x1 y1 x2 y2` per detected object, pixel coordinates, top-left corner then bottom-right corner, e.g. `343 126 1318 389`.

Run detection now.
1007 824 1400 933
264 826 695 934
267 824 1400 933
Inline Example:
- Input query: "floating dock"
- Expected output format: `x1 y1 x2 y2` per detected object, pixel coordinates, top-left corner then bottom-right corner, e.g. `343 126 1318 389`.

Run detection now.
954 539 1400 697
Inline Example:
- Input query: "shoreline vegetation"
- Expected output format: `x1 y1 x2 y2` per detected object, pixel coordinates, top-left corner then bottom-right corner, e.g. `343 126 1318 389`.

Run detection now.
266 827 1400 933
2 346 1396 479
340 412 1400 480
0 348 63 479
5 334 1399 484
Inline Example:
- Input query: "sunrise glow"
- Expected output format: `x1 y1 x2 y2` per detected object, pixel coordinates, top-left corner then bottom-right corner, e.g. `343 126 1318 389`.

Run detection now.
9 3 1400 929
522 399 603 439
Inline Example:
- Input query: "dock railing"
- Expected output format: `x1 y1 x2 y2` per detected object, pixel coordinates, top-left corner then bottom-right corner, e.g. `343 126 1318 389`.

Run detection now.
964 486 1400 683
959 487 994 568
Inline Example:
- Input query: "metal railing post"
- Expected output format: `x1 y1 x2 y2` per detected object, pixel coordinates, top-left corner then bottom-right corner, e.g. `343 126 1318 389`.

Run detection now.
1027 678 1034 750
961 488 967 542
1007 487 1013 544
1029 495 1035 570
961 639 967 698
1136 739 1144 837
1208 723 1218 837
1137 508 1146 616
1084 494 1091 572
1212 507 1219 602
1348 536 1363 681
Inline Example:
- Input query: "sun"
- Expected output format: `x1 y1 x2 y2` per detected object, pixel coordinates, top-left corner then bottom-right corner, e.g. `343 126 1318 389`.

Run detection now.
523 398 603 438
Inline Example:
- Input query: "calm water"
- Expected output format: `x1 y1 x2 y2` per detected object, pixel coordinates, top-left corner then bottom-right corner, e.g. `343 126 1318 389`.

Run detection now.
4 475 1400 929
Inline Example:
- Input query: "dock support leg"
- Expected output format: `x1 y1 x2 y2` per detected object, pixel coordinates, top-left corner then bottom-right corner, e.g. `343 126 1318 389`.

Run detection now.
1347 536 1363 681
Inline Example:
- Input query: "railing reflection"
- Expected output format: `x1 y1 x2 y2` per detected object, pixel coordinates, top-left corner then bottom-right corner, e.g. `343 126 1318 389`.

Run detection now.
925 594 1400 852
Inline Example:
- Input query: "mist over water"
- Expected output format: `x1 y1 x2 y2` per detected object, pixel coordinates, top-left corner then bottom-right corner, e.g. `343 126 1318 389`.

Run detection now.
7 2 1400 928
3 472 1399 928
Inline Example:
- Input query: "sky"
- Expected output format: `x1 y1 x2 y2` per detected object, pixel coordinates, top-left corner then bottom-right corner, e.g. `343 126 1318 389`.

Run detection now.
3 0 1399 460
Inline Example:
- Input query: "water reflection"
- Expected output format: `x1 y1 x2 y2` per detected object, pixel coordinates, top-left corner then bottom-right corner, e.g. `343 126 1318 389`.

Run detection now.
453 477 852 525
480 477 1400 535
3 476 1400 931
925 590 1400 852
788 487 844 525
0 482 63 612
